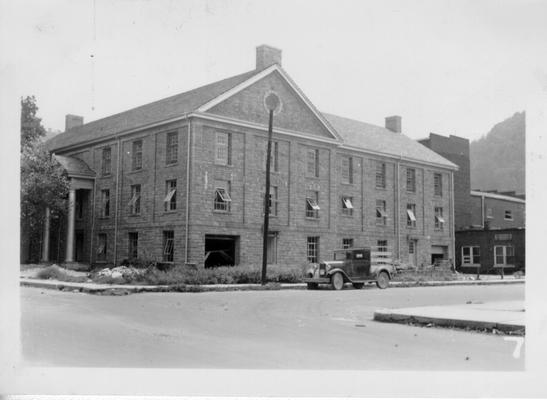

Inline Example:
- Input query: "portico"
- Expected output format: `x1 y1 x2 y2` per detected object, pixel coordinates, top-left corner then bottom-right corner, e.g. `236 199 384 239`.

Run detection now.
41 155 95 263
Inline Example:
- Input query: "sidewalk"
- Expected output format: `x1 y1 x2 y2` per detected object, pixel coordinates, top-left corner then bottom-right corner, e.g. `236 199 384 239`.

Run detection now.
374 300 525 335
20 276 525 295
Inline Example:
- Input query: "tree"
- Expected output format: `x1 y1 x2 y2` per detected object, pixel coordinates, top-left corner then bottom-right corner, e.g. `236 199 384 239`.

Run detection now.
20 96 46 151
20 97 69 262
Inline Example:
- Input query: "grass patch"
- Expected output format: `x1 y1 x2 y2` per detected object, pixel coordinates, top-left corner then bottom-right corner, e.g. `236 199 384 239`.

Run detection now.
36 266 89 283
130 264 304 286
393 269 459 282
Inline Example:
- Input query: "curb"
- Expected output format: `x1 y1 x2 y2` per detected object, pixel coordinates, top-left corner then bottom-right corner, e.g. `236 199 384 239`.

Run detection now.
20 277 524 295
373 309 525 335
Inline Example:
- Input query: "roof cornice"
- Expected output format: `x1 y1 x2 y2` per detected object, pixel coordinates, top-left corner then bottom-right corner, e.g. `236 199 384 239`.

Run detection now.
339 144 459 171
470 190 526 203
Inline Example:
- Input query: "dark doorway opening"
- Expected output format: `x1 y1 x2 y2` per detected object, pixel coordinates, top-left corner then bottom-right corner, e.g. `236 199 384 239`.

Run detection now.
204 235 240 268
75 230 84 262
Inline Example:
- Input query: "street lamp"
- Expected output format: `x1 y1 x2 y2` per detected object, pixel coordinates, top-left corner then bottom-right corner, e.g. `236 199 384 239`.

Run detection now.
261 91 280 285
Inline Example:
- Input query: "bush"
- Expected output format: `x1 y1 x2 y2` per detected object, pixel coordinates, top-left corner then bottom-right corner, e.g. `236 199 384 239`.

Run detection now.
36 266 88 283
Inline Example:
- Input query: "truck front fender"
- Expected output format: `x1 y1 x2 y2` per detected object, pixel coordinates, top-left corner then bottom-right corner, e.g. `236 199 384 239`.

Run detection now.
327 268 352 282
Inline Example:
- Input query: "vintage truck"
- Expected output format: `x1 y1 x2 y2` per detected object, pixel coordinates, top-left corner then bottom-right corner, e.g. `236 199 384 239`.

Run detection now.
303 247 394 290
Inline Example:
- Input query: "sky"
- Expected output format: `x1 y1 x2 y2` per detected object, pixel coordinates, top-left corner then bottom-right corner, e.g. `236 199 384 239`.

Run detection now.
4 0 547 141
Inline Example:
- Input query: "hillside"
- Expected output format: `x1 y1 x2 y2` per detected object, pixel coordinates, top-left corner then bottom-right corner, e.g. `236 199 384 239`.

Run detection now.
470 111 525 193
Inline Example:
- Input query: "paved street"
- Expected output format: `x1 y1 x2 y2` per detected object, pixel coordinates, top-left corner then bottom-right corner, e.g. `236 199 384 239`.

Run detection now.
21 284 524 369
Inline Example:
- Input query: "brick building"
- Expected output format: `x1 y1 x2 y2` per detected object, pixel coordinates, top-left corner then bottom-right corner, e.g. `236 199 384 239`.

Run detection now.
456 228 525 274
418 133 472 230
469 190 525 229
419 129 525 273
43 45 457 269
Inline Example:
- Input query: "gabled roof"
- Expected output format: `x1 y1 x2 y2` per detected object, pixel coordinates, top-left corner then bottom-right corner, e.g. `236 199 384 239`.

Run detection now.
322 113 458 169
54 154 96 177
47 69 259 151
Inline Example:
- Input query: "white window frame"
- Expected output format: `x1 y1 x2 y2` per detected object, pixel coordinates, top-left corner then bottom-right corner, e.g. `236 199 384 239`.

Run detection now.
214 183 232 212
504 210 513 220
307 236 319 263
128 185 141 215
376 200 387 225
164 180 177 211
342 196 354 216
406 204 417 227
461 246 480 266
163 231 174 262
215 132 230 165
434 207 444 230
494 245 514 266
341 156 353 184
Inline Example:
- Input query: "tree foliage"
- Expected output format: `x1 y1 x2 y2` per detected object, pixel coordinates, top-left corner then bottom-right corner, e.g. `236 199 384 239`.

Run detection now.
21 96 46 151
20 96 69 262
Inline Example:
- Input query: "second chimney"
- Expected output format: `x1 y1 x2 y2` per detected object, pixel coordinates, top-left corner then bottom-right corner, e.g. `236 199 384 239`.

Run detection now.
256 44 282 70
65 114 84 131
385 115 402 133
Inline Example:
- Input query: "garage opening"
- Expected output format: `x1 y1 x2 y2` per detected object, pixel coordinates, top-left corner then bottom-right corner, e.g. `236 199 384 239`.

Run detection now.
431 245 448 265
204 235 240 268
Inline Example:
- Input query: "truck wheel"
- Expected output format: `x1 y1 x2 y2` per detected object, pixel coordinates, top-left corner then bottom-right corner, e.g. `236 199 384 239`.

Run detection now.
352 283 364 289
376 271 390 289
331 272 344 290
307 282 318 290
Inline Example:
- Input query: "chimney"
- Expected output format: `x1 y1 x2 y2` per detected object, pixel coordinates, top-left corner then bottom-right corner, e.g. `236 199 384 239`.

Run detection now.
65 114 84 131
256 45 282 70
385 115 402 133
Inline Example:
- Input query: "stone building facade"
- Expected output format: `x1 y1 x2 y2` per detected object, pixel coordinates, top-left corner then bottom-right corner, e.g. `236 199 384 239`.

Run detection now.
43 45 457 269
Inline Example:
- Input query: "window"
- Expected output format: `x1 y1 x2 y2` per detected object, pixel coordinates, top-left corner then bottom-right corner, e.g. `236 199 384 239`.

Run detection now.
97 233 107 261
101 189 110 217
342 238 354 249
307 236 319 263
267 233 278 264
128 232 138 260
494 245 514 265
164 179 177 211
102 147 111 175
132 140 143 171
434 206 445 230
341 196 354 216
341 156 353 184
306 191 320 218
495 233 513 241
409 240 415 254
434 173 442 196
166 131 178 164
376 200 387 225
486 207 493 219
307 148 319 177
214 181 231 212
406 203 417 228
377 240 388 254
129 184 141 215
376 162 386 189
264 185 278 216
215 132 231 165
462 246 480 265
163 230 174 262
504 210 513 220
263 141 279 172
406 168 416 192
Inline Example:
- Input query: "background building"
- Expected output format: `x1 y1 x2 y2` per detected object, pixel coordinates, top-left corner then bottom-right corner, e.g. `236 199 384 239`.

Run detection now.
43 45 457 269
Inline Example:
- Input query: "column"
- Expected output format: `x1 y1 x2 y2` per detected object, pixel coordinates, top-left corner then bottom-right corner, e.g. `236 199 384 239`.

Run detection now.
65 188 76 262
41 207 51 262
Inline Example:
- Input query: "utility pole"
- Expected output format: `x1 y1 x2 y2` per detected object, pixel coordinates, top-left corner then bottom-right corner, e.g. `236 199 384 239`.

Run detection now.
261 92 280 285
